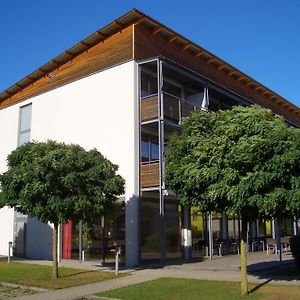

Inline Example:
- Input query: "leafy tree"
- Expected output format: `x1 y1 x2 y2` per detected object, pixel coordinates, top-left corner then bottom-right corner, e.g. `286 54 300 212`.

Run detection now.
165 105 300 295
0 141 125 279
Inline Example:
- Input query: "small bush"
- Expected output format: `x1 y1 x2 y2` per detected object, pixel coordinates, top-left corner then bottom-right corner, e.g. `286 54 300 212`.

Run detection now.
290 235 300 267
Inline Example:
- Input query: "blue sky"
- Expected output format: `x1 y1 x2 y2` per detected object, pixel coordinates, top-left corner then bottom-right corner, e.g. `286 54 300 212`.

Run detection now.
1 1 299 106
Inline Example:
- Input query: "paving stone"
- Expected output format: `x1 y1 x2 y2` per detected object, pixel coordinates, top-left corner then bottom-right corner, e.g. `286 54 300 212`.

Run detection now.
13 252 300 300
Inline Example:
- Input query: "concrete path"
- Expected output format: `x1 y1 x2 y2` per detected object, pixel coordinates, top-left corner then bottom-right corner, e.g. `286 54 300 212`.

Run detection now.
13 252 299 300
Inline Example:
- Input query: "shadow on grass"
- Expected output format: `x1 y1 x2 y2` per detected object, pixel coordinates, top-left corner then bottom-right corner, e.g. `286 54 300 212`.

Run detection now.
249 278 272 294
58 270 92 278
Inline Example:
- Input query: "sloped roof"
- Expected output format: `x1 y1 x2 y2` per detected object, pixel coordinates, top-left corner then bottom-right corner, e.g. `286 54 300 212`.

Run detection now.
0 9 299 119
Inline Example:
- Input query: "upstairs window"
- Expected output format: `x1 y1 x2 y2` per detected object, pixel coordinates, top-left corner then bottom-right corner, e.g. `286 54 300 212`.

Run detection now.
19 104 32 146
141 138 159 163
141 71 158 98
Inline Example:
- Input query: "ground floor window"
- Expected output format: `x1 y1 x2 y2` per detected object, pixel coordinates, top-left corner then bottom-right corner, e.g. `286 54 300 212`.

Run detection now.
62 201 125 261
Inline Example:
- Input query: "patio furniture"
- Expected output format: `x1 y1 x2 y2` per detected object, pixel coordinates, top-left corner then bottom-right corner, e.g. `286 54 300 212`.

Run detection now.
266 238 277 254
281 236 291 252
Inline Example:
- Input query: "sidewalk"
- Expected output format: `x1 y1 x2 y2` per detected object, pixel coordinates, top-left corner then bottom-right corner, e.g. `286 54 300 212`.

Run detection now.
13 252 299 300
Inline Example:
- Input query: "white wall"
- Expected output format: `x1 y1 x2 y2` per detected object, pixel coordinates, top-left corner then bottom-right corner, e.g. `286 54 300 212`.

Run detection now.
0 61 139 262
31 61 137 199
0 104 19 255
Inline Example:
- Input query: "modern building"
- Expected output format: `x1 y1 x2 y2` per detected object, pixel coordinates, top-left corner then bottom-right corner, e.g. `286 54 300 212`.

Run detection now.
0 9 299 267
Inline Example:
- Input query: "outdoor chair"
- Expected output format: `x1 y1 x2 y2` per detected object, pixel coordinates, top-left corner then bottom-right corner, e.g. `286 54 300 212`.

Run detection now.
281 236 291 252
266 238 277 254
251 237 265 252
229 238 240 255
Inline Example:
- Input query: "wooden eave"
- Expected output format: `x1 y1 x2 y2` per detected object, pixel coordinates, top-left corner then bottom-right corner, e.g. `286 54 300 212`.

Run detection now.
0 9 142 106
131 11 300 121
0 8 299 121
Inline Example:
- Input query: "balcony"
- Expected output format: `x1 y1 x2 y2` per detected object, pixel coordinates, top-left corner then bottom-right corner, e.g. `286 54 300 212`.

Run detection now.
163 93 198 124
140 95 158 122
140 162 160 188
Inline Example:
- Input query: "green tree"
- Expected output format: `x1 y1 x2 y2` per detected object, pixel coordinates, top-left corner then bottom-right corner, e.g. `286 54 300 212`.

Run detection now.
165 105 300 295
0 141 124 279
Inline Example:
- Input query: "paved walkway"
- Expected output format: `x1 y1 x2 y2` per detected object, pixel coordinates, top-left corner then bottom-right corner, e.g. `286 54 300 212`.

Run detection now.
13 252 299 300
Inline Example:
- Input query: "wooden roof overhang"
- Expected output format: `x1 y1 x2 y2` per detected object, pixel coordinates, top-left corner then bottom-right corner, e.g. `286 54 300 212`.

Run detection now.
0 9 141 107
132 12 300 121
1 9 299 122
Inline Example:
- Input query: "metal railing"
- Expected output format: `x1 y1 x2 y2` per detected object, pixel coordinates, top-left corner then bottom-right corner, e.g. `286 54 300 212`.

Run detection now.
163 92 199 124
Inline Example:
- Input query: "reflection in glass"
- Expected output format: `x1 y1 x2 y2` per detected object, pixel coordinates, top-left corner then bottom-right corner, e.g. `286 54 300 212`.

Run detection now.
165 198 181 259
20 104 32 132
141 140 149 162
163 94 179 123
150 143 159 161
140 62 158 98
141 192 160 261
19 131 31 146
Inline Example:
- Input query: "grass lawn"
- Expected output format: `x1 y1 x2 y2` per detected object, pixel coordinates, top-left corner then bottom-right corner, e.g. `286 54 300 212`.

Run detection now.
98 278 300 300
0 260 119 289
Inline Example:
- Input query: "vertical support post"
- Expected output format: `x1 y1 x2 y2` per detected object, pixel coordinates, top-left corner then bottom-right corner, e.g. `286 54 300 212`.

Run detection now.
159 189 165 265
274 219 282 261
158 59 165 266
272 219 276 239
8 242 12 263
100 216 105 266
57 224 61 263
208 213 213 259
221 214 228 240
293 216 298 236
115 244 120 275
204 213 208 256
182 206 192 259
79 220 83 262
233 216 236 239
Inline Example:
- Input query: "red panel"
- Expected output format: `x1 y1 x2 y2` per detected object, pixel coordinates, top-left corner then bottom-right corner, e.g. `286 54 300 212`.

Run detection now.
63 220 72 259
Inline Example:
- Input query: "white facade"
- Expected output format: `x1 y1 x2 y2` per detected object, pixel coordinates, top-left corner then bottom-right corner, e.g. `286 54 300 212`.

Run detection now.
0 104 19 256
0 60 140 265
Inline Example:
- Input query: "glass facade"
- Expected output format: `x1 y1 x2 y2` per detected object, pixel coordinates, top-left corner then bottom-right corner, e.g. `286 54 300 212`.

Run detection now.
19 104 32 146
138 58 296 263
141 191 160 261
62 202 125 261
15 104 32 257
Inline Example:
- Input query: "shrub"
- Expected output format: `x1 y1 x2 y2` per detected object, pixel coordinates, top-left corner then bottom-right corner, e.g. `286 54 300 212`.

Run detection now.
290 235 300 267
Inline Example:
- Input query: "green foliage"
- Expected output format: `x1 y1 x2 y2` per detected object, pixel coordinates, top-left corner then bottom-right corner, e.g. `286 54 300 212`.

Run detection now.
0 140 125 225
165 105 300 219
290 235 300 267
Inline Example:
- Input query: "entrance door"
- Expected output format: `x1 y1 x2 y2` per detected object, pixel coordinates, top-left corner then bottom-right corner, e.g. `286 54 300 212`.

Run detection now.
15 212 27 257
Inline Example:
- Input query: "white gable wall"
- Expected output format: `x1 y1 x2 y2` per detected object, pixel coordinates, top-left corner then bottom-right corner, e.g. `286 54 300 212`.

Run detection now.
0 60 140 265
0 104 19 256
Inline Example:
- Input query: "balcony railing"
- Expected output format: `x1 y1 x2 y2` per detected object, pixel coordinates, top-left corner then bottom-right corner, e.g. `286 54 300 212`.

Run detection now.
163 92 198 124
140 93 200 124
140 162 160 188
140 95 159 122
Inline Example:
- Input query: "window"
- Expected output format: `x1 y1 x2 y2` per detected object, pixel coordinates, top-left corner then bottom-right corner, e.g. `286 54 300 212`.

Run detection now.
163 81 182 98
19 104 32 146
141 140 150 162
150 142 159 161
141 139 159 163
141 71 158 98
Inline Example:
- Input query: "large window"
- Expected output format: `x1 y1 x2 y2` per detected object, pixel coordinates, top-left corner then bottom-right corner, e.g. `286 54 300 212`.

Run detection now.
140 61 158 99
15 103 32 257
19 104 32 146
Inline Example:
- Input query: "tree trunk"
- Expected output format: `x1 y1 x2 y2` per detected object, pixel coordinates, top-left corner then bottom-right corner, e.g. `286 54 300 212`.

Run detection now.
52 223 58 279
240 217 248 296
